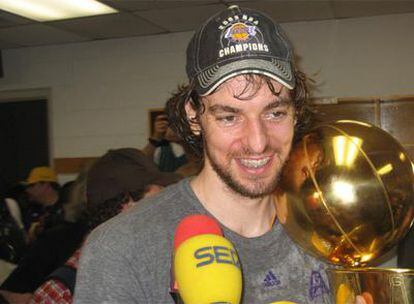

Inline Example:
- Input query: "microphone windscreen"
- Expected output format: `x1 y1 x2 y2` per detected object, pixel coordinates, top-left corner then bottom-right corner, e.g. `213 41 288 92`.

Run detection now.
174 234 242 304
174 214 223 250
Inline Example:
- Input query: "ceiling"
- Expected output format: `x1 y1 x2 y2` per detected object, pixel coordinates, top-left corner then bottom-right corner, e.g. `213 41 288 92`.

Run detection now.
0 0 414 50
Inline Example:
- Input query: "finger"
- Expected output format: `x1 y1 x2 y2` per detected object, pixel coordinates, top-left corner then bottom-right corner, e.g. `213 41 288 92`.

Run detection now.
355 295 367 304
361 292 374 304
155 114 167 122
155 119 168 126
155 121 168 131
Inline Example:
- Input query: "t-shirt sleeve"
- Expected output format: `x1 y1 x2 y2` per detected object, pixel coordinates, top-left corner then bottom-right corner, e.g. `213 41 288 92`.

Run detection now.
73 228 148 303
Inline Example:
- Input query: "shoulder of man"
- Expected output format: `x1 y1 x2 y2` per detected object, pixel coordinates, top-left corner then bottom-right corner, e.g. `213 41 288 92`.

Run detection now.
75 181 192 303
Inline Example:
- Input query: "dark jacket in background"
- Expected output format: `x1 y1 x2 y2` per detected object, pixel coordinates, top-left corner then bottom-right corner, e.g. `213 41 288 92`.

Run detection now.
0 220 87 293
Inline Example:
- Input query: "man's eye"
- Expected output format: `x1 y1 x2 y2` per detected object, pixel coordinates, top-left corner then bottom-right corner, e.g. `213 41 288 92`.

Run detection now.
265 111 287 120
217 115 237 124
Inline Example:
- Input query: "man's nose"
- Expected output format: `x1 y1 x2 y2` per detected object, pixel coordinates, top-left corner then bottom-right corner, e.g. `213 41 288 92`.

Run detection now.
244 119 268 154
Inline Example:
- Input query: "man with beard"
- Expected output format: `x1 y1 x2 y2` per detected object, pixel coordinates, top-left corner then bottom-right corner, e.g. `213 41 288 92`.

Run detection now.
75 5 332 304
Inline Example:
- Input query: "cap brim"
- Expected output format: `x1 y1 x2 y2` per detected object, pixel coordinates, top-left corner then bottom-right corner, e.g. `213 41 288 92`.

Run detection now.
20 179 55 187
196 58 295 96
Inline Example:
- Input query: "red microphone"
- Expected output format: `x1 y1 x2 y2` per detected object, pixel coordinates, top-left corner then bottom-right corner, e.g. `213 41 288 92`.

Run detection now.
173 214 223 250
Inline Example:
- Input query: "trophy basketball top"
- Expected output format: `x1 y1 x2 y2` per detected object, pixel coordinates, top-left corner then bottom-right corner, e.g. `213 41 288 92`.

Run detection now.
276 120 414 267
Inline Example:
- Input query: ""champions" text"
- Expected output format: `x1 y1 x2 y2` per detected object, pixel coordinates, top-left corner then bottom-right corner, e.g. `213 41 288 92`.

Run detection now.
219 43 269 58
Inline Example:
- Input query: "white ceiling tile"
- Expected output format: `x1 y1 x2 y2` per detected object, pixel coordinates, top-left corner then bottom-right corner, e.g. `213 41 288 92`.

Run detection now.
102 0 221 11
332 0 414 19
49 12 166 39
227 1 335 23
153 0 222 10
0 24 89 47
100 0 157 12
0 1 414 49
134 3 227 32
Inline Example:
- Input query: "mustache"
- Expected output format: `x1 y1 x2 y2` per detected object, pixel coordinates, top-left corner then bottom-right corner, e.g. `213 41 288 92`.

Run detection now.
229 145 283 158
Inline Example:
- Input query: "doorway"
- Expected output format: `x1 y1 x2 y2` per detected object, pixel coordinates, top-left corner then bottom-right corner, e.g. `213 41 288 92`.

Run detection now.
0 99 49 190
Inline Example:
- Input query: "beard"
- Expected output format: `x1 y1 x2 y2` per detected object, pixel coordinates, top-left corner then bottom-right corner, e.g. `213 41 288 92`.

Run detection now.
205 144 287 199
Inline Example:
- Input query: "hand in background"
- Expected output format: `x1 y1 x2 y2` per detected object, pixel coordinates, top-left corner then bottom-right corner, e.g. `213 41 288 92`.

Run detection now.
26 219 45 244
142 114 170 158
152 114 169 140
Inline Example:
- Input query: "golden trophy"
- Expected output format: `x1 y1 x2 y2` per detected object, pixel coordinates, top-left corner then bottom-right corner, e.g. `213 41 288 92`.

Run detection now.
276 120 414 304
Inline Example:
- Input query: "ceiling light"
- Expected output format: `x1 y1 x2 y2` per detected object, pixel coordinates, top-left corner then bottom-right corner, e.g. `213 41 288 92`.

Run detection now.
0 0 118 22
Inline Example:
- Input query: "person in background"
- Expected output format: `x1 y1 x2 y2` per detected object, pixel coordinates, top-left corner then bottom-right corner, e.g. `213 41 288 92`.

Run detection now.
4 183 30 234
0 171 88 302
1 194 25 233
0 177 27 268
0 178 27 289
28 148 181 303
0 194 27 285
74 5 334 303
142 86 201 177
23 167 65 242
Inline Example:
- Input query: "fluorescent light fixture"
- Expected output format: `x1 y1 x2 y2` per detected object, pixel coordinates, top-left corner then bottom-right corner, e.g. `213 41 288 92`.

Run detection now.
0 0 118 21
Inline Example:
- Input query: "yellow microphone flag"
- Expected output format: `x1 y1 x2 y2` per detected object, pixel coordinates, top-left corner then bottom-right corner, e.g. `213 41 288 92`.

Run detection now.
174 234 242 304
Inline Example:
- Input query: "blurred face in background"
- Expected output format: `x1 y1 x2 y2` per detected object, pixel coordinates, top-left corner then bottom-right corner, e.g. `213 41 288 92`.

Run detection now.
26 182 49 205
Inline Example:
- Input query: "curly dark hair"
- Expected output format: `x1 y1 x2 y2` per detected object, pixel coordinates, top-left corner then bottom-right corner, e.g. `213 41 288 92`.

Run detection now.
166 70 314 159
86 190 143 230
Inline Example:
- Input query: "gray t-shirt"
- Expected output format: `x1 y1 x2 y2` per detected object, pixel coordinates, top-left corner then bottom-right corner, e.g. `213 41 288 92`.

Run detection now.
74 179 331 304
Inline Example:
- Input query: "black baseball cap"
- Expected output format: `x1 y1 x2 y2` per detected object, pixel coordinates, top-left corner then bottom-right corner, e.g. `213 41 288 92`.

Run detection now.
87 148 181 206
187 5 295 96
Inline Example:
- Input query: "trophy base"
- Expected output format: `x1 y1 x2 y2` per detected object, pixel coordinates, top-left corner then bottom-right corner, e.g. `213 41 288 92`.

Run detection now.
327 268 414 304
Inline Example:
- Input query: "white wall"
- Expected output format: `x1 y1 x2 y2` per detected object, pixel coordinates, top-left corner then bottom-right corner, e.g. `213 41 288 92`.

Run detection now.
1 13 414 159
284 13 414 98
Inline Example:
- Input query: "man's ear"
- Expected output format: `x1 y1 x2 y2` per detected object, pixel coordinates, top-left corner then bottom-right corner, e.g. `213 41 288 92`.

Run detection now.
185 102 202 135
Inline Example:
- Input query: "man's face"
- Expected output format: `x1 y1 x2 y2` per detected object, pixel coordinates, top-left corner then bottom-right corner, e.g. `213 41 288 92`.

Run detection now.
26 182 48 205
198 75 296 198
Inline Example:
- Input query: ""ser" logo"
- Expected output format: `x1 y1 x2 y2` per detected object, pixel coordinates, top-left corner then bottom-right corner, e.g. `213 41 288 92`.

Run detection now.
194 246 240 268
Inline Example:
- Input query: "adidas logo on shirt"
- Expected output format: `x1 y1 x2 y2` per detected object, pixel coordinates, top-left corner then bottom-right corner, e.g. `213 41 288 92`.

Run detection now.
263 270 281 288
